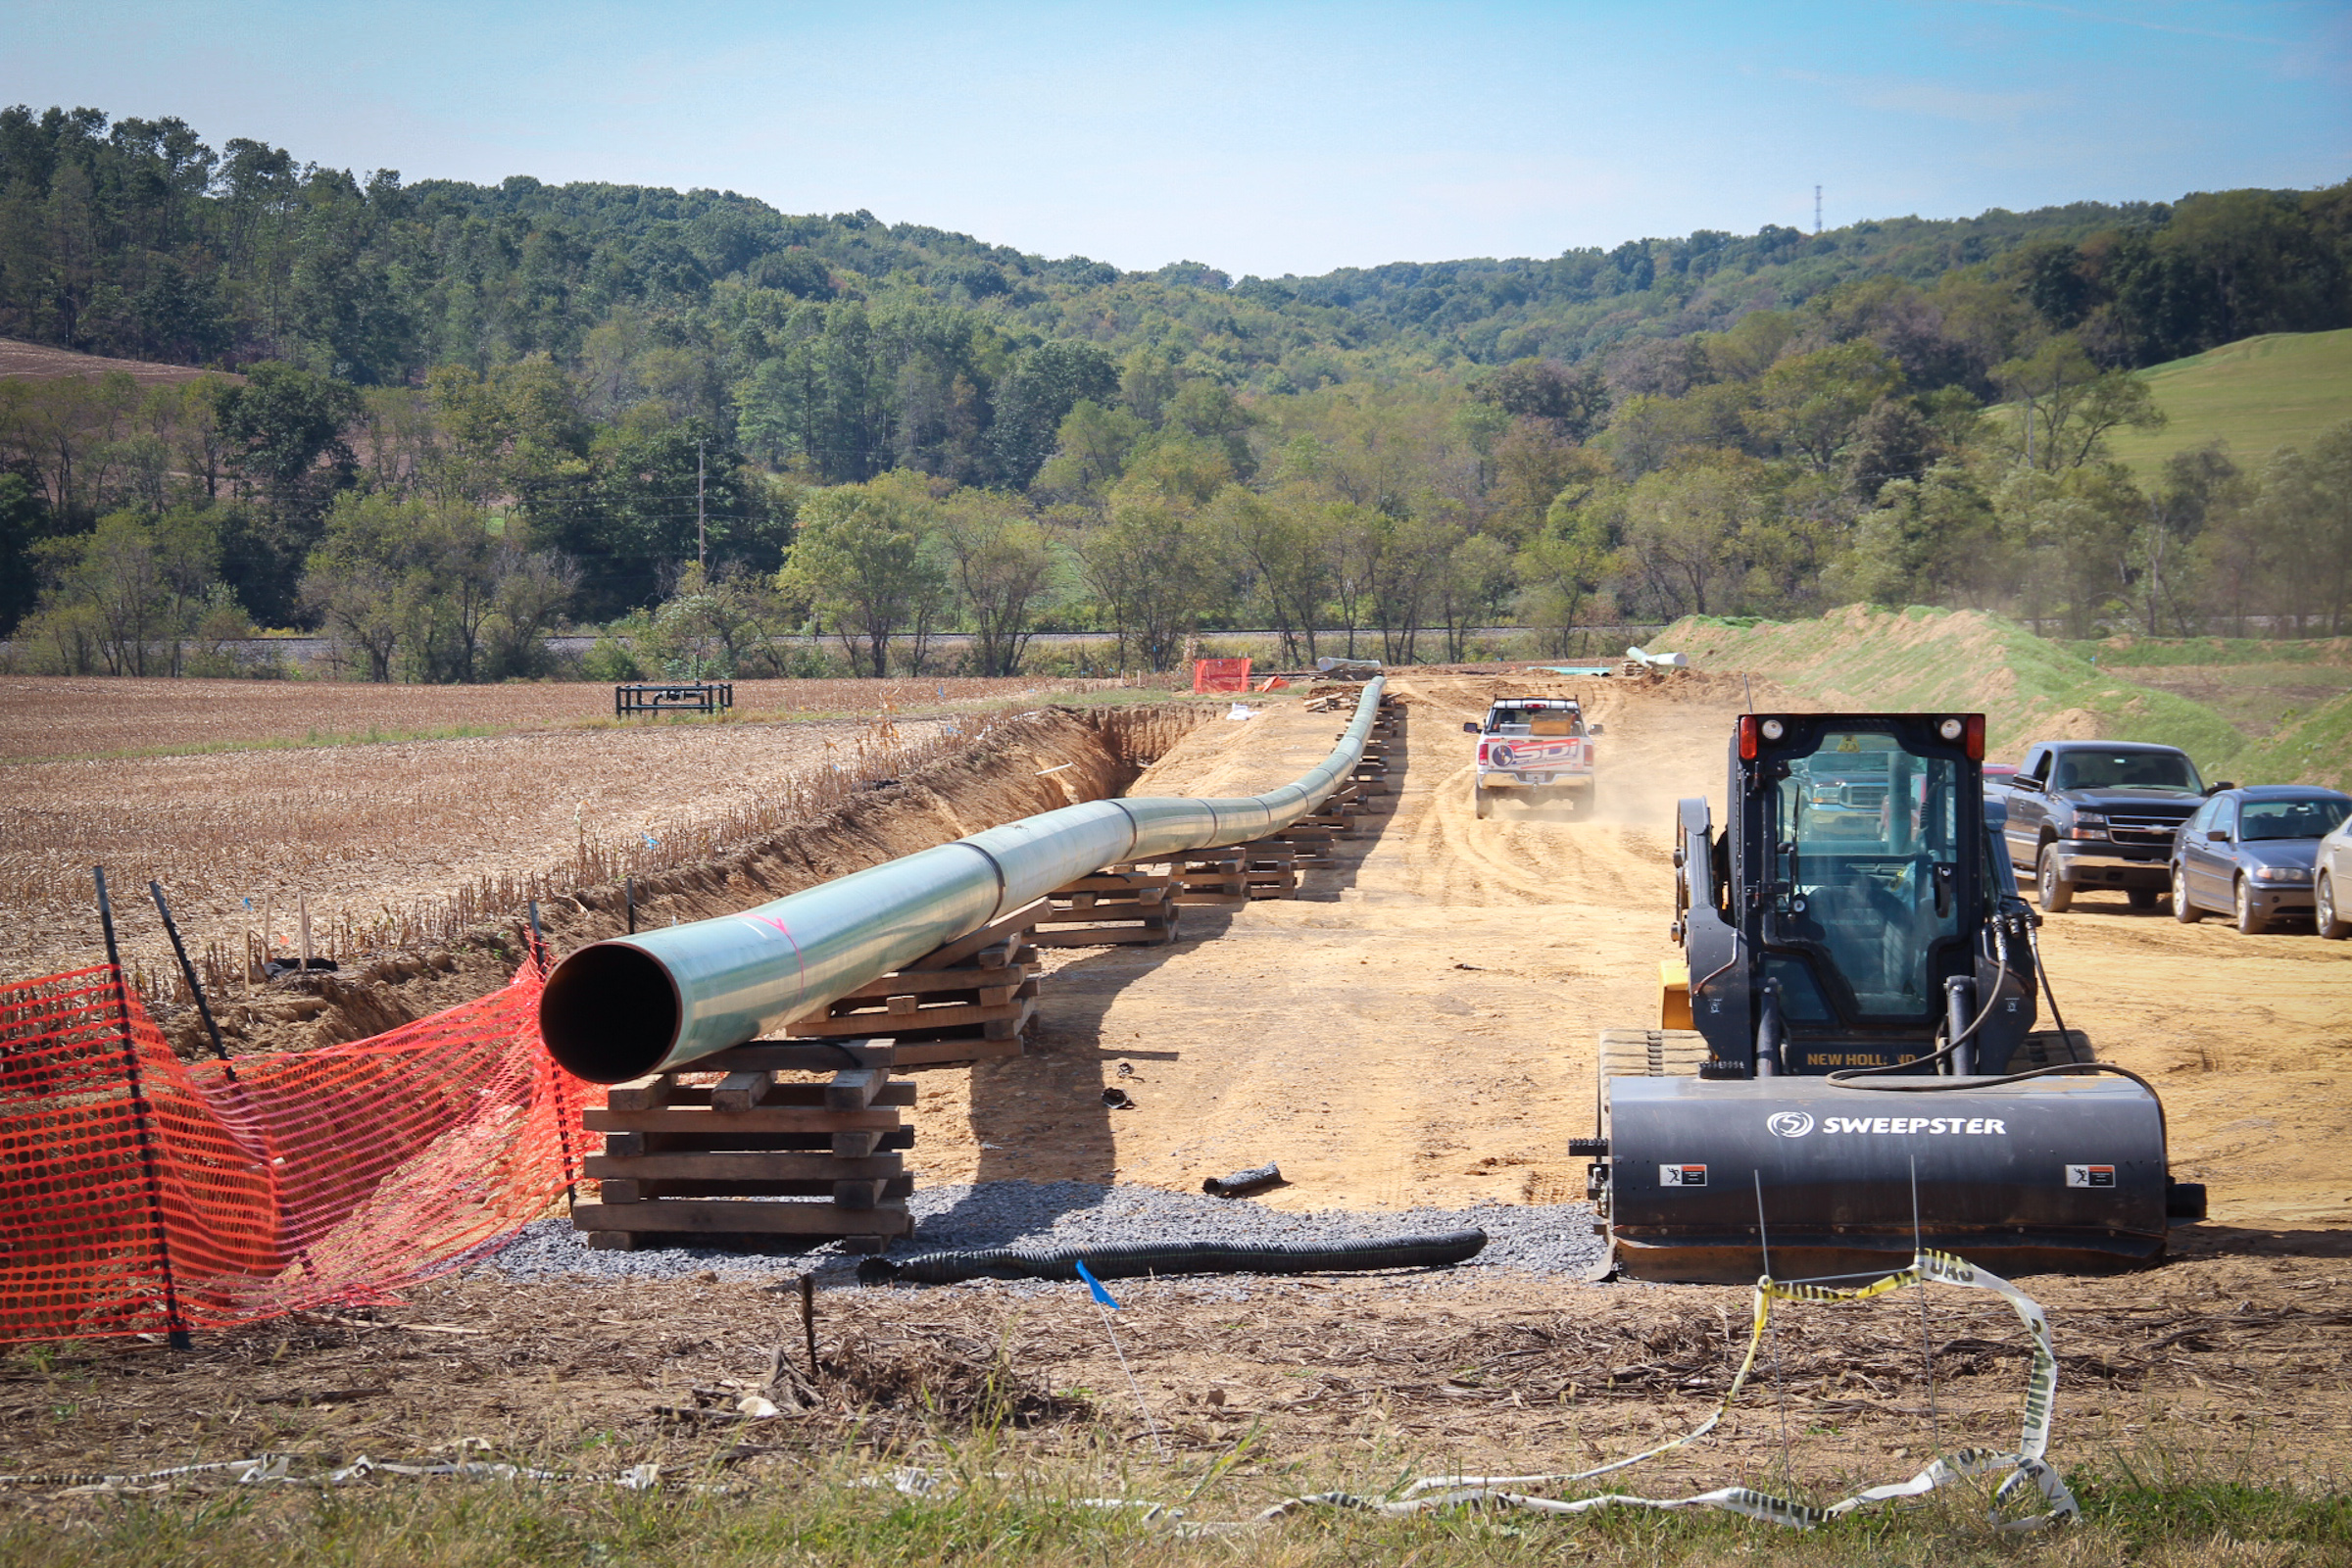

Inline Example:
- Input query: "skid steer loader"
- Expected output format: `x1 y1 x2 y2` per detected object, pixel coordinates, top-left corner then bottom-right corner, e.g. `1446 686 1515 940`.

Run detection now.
1582 712 2206 1284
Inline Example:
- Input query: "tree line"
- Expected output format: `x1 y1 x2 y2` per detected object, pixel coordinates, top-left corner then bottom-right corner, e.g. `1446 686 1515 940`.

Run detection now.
2 104 2349 678
7 103 2346 394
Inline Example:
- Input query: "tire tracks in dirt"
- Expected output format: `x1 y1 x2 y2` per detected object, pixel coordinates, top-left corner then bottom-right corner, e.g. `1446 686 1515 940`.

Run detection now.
907 669 2350 1241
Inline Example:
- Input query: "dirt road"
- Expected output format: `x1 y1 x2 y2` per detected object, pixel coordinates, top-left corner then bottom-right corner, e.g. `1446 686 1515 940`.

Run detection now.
909 671 2352 1236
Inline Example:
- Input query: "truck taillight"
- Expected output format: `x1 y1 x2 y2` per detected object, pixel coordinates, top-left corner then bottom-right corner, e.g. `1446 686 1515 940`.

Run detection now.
1739 714 1759 760
1477 741 1490 762
1965 714 1984 760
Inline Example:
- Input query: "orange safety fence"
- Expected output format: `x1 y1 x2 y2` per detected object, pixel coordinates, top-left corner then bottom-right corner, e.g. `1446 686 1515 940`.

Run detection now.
0 962 599 1344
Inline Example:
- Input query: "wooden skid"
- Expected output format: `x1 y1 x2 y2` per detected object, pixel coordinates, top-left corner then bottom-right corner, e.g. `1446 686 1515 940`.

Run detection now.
1056 872 1174 895
595 1175 915 1203
604 1081 917 1112
790 995 1029 1037
893 1035 1026 1066
1033 909 1177 930
599 1126 914 1157
693 1039 898 1074
832 963 1023 999
587 1105 906 1134
573 1200 912 1238
1029 922 1178 947
906 903 1046 970
586 1152 904 1181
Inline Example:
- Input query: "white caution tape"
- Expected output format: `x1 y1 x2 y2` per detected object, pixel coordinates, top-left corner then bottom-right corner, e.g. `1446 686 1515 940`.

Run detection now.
1128 1249 2078 1536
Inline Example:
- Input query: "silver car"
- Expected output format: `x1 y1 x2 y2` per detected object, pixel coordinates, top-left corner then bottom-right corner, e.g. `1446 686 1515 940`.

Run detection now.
2172 786 2352 934
2320 810 2352 940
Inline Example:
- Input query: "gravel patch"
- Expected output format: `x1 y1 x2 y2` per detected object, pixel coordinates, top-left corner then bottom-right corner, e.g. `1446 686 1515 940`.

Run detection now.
479 1180 1605 1294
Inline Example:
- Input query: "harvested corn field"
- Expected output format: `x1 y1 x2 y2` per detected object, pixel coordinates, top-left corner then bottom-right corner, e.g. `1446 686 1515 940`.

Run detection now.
0 673 1110 761
0 684 1196 1006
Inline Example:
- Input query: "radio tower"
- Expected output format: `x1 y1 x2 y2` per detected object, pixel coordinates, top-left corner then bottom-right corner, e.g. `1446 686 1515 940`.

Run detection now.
1814 185 1823 235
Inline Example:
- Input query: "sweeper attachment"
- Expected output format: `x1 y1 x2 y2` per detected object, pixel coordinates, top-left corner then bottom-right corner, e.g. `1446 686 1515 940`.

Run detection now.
1585 712 2205 1284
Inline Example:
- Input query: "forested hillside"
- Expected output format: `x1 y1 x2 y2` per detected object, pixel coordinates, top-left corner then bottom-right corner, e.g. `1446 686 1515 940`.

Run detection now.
3 103 2349 679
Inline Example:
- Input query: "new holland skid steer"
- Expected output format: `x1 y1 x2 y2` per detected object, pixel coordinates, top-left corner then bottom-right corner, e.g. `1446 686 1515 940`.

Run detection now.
1583 712 2206 1284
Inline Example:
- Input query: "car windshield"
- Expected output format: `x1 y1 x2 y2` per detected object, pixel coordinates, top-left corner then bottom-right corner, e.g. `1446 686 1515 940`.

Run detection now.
2238 798 2352 842
2052 751 2201 792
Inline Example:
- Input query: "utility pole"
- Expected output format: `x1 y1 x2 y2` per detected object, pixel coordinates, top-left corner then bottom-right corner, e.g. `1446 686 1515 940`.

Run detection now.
1814 185 1823 235
696 437 707 574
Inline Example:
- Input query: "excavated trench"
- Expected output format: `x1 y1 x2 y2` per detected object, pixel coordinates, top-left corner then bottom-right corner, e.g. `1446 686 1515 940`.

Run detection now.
152 704 1218 1060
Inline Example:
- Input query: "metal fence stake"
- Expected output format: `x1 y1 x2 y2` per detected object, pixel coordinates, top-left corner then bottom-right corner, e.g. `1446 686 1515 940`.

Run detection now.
97 866 192 1350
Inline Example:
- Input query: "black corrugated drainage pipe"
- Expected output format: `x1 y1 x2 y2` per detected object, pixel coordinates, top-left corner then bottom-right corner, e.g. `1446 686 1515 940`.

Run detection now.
856 1230 1487 1285
1202 1162 1284 1198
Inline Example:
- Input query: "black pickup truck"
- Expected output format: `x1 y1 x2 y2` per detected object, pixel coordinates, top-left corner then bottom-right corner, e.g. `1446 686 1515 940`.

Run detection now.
1990 740 2230 911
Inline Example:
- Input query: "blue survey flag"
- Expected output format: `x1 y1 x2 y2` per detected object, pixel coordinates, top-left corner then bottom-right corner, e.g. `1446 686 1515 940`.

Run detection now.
1073 1258 1120 1309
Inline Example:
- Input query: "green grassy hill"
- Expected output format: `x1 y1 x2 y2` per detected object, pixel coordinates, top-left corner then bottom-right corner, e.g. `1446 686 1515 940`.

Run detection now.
2104 328 2352 483
1655 611 2352 789
2223 690 2352 793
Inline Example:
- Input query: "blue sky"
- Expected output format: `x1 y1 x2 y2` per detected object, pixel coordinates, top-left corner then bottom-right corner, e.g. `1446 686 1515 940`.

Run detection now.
3 1 2346 276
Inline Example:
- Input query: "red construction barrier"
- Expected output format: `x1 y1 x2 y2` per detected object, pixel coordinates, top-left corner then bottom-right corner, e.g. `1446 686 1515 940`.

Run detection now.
1193 658 1252 693
0 963 595 1344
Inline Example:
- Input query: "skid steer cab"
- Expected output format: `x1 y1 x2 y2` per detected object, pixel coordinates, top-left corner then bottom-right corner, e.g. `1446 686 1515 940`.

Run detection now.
1580 712 2205 1284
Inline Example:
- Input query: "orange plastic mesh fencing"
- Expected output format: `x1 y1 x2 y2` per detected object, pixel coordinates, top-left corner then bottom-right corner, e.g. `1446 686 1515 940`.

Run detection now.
1193 658 1252 694
0 963 597 1344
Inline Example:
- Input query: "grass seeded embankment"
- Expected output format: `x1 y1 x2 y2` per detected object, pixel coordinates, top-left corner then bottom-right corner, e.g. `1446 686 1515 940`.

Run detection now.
2102 327 2352 483
2064 635 2352 789
1661 607 2352 788
1660 606 2246 770
2224 688 2352 792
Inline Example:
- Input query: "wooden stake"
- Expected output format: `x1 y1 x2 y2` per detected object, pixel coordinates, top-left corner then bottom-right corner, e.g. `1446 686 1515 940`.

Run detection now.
800 1273 818 1381
299 895 313 971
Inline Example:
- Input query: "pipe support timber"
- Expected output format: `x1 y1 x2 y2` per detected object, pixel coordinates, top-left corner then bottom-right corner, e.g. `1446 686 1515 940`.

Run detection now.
540 679 1386 1082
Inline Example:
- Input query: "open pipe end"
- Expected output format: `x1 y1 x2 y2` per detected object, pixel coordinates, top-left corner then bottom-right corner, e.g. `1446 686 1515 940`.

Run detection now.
538 941 680 1084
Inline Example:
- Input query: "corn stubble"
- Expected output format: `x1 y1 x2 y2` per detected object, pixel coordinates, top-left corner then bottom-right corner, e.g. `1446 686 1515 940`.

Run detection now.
0 677 1127 1001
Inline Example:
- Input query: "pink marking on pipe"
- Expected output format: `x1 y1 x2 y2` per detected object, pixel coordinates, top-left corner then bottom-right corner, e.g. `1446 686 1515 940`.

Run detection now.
737 914 808 1006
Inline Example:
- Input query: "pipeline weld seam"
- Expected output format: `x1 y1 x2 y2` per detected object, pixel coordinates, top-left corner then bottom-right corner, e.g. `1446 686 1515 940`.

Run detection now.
948 839 1012 922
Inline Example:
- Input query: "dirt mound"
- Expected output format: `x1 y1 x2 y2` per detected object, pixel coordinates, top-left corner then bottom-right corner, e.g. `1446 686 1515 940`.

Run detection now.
1126 694 1351 799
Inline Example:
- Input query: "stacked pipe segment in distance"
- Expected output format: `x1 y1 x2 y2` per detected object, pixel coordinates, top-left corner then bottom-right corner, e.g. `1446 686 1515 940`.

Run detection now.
540 679 1387 1083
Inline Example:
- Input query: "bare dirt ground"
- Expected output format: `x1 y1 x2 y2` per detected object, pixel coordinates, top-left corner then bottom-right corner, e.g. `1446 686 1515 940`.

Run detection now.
5 669 2349 1506
906 670 2352 1233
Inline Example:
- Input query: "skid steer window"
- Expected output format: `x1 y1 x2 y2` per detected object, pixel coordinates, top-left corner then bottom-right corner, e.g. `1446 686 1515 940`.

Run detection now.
1771 731 1963 1020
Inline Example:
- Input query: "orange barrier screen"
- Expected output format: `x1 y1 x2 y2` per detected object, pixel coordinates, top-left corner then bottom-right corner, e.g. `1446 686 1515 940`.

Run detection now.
0 964 596 1343
1193 658 1252 693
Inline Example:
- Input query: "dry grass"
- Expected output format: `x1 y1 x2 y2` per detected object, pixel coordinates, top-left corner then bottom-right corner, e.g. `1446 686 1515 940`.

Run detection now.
0 1259 2346 1565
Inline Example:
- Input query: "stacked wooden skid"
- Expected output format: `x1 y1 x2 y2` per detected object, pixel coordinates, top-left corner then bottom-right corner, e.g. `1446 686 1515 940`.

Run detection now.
1159 842 1300 906
786 902 1044 1067
574 1038 913 1251
1032 870 1181 946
